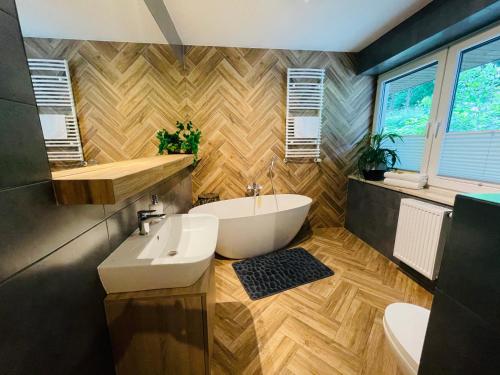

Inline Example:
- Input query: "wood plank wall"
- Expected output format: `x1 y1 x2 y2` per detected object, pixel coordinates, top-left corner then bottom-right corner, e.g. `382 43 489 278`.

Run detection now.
24 38 375 227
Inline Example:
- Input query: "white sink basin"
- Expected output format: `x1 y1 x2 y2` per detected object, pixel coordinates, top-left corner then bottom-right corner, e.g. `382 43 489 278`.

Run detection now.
98 214 218 293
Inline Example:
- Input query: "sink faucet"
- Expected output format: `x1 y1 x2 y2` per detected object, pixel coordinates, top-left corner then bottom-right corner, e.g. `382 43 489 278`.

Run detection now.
246 182 262 197
137 210 166 235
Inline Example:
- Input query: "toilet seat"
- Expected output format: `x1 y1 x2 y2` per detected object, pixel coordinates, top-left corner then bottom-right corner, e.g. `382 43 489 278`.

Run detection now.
383 303 430 375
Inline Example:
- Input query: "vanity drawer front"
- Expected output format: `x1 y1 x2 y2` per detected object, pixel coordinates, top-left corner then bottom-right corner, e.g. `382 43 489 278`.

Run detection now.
105 295 206 375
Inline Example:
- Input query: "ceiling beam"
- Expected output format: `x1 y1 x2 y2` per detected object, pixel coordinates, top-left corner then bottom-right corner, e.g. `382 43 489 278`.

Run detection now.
357 0 500 75
144 0 184 64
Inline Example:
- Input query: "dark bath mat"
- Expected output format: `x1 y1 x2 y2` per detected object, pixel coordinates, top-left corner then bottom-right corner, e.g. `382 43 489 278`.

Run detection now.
232 247 334 300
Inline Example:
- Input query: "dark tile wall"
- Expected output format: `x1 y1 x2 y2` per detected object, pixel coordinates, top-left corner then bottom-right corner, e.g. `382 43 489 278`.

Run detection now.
0 8 37 104
345 178 452 290
0 99 50 188
0 0 16 16
0 171 192 375
345 178 452 263
345 179 401 261
0 8 50 190
0 223 115 375
0 181 105 281
419 290 500 375
419 195 500 375
435 195 500 331
105 169 192 251
0 2 193 374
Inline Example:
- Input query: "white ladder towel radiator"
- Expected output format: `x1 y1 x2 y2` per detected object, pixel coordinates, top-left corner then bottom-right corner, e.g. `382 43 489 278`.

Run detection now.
28 58 84 162
285 68 325 162
393 198 452 280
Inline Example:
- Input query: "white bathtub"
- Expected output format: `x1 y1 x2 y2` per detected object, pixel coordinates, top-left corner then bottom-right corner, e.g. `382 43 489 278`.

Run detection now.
189 194 312 259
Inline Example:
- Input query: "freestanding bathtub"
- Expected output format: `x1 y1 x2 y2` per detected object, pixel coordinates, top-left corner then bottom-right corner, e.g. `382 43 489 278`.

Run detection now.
189 194 312 259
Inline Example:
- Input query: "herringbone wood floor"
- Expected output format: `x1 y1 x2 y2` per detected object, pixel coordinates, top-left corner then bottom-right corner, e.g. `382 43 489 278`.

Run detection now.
24 38 375 227
213 227 432 375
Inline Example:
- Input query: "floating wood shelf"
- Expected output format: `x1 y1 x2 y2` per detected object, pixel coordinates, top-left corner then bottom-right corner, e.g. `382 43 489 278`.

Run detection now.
52 155 193 205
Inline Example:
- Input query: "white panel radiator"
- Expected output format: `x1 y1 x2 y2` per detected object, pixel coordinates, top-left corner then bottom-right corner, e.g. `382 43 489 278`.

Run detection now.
393 199 452 280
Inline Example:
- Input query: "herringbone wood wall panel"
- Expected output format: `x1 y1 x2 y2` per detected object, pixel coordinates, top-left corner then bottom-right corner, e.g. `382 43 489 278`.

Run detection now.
24 38 375 227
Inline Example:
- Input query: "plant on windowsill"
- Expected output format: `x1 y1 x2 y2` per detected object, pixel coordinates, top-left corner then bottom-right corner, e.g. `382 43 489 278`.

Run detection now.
156 121 201 166
355 131 402 181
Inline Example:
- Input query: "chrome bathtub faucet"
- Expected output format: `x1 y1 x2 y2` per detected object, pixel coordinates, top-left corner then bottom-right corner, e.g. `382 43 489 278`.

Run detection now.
137 210 166 235
269 156 279 211
246 182 262 197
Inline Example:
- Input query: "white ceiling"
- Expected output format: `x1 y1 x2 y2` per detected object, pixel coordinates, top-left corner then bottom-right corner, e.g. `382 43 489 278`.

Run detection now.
16 0 432 52
16 0 167 44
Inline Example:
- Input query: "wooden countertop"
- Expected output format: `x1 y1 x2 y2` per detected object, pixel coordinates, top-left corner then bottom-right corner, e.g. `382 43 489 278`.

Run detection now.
52 155 193 204
348 175 458 206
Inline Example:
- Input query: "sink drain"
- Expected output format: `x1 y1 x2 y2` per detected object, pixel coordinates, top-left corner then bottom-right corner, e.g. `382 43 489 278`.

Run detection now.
167 250 177 256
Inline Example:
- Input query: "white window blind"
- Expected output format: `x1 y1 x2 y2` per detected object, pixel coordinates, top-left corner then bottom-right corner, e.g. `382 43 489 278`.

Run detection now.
392 136 426 171
438 131 500 184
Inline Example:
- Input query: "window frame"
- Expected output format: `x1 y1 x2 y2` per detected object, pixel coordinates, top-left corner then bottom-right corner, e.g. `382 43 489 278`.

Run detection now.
427 25 500 192
372 24 500 193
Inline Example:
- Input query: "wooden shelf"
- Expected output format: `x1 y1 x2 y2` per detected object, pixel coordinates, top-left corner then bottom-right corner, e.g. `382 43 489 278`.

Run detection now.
52 155 193 205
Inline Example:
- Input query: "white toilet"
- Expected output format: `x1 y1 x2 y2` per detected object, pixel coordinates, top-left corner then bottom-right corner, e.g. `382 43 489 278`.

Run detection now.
383 303 431 375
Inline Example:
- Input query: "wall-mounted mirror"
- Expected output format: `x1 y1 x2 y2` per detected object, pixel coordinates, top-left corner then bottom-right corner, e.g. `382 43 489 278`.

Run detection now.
15 0 181 172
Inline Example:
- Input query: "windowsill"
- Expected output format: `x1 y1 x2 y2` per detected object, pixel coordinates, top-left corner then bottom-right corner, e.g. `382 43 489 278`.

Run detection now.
348 175 458 206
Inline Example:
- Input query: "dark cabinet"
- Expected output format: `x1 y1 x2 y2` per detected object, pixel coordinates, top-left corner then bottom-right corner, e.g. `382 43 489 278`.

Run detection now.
345 179 401 261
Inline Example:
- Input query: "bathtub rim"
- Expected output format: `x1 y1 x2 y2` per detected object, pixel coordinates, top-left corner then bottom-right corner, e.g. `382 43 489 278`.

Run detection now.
189 194 312 221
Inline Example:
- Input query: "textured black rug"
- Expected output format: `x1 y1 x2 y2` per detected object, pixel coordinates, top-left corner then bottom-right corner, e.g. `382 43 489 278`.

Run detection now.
232 247 334 300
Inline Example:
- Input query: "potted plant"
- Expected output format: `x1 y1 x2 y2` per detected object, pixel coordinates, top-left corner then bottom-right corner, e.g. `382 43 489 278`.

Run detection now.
156 121 201 166
355 131 402 181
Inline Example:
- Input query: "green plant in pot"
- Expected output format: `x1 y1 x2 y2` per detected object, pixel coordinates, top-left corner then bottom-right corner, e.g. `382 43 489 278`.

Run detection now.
156 121 201 166
355 131 402 181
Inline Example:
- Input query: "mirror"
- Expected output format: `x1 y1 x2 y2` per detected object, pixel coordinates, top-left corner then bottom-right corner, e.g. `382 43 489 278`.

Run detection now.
15 0 180 172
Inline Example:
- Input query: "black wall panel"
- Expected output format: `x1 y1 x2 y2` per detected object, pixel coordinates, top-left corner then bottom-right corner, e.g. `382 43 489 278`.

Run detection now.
436 195 500 331
0 0 16 17
0 182 105 282
419 289 500 375
0 9 36 104
346 179 405 262
419 195 500 374
0 223 115 375
0 99 50 189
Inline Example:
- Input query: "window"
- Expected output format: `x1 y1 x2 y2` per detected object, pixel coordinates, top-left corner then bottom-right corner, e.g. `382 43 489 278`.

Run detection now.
376 59 443 171
435 37 500 185
374 24 500 192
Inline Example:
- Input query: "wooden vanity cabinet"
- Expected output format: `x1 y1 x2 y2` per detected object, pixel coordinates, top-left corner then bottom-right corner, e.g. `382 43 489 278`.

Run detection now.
104 261 215 375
